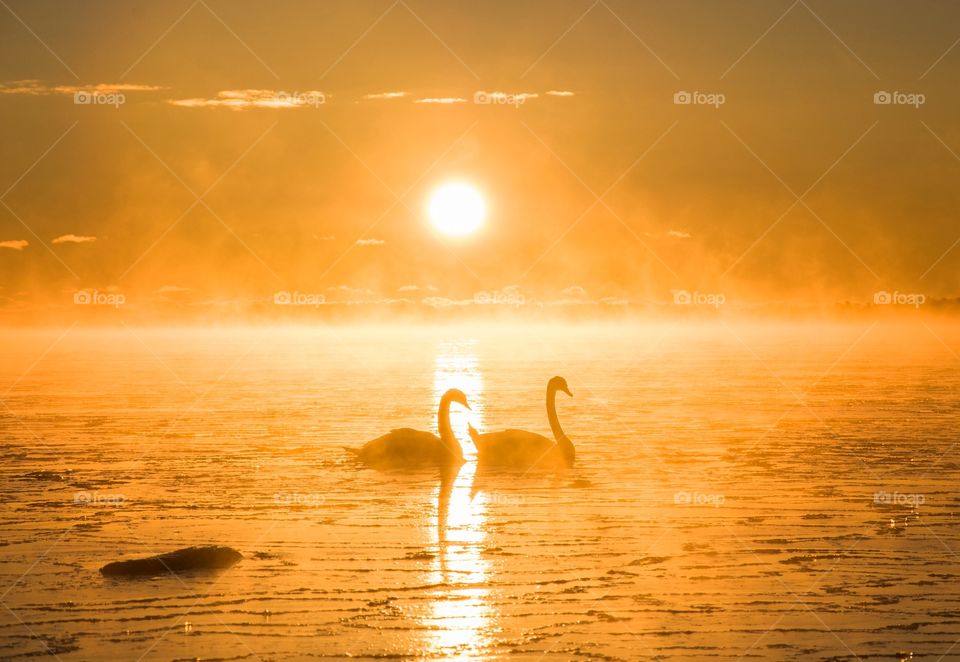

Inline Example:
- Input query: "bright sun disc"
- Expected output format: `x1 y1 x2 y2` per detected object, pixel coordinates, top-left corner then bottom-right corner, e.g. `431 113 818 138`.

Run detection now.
428 183 486 236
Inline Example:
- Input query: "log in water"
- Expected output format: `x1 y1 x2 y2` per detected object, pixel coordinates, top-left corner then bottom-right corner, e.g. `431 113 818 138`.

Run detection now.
99 546 243 577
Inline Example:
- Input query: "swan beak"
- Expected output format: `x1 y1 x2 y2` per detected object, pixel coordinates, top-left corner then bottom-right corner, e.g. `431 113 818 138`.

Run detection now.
563 386 573 397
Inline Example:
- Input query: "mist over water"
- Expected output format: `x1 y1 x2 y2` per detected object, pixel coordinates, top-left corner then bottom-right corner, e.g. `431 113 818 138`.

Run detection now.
1 322 959 660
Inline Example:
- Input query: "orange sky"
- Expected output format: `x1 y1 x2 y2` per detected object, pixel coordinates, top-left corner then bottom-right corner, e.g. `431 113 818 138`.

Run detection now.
1 0 959 320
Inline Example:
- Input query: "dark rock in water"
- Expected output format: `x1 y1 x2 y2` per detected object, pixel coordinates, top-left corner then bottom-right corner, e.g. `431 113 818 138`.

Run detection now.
24 470 70 482
251 550 280 560
100 545 242 578
403 550 436 561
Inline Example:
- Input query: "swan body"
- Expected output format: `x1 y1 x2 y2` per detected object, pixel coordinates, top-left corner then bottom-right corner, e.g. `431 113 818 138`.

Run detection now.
469 428 565 469
471 376 574 470
350 389 470 469
354 428 455 467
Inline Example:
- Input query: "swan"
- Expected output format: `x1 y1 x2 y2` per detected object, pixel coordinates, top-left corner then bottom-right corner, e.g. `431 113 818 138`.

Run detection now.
349 388 470 469
469 376 574 469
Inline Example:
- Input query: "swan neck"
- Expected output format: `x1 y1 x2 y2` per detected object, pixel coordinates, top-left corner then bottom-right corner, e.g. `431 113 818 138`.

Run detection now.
437 395 462 459
546 384 573 462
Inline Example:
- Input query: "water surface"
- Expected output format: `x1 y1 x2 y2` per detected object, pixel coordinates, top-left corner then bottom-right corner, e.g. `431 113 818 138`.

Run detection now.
1 322 958 660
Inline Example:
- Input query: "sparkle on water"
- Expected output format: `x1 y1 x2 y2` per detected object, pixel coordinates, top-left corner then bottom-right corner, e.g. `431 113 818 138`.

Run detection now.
0 322 954 660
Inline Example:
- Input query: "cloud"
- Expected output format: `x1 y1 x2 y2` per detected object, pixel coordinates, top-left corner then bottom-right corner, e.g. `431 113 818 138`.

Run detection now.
328 285 366 292
474 91 539 104
472 285 527 306
546 90 575 97
421 290 527 307
169 89 325 110
398 284 437 292
364 91 408 100
561 285 587 297
312 234 335 240
355 238 385 246
52 234 97 244
414 97 467 105
600 297 629 305
326 285 377 300
154 285 190 294
645 229 692 240
0 80 164 96
0 240 28 250
422 296 464 308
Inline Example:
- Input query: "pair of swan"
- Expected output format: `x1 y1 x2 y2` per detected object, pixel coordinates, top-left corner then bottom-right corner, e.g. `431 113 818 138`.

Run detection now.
349 376 574 470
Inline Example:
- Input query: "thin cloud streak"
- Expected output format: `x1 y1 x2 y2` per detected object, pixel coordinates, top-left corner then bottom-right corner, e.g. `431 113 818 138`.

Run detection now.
52 234 97 244
169 89 325 109
364 91 408 99
0 80 164 95
413 97 467 104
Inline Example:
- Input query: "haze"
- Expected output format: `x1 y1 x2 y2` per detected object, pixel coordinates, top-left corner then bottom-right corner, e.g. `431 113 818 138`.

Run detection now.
1 0 959 321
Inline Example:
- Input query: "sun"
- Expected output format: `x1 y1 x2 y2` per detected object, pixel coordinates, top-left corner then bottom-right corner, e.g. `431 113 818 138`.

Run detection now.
427 182 486 237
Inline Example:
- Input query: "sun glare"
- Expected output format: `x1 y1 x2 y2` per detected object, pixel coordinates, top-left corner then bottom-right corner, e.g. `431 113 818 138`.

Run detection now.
427 182 486 237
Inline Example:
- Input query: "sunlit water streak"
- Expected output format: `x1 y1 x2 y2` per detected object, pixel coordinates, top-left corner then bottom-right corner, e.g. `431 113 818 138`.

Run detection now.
426 341 492 658
0 323 959 661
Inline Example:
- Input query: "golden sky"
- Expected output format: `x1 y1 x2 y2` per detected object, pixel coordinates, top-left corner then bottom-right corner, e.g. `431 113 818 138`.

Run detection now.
1 0 959 319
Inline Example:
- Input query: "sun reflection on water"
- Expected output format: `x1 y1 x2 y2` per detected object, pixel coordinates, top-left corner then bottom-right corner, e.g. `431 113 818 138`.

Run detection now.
432 340 484 456
422 340 494 658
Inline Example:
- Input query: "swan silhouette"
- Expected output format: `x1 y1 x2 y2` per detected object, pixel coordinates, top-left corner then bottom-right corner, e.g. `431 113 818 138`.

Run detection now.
469 376 574 469
349 388 470 469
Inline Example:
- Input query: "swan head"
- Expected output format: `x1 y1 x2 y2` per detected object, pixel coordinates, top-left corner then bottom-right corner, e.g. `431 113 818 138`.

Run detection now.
550 376 573 398
444 388 471 411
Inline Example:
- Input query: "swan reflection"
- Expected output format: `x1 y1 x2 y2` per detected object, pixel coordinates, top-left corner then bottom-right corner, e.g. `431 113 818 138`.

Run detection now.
423 340 493 657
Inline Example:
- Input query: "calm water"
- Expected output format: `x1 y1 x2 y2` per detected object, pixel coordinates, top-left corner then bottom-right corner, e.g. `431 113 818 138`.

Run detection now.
1 322 959 661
